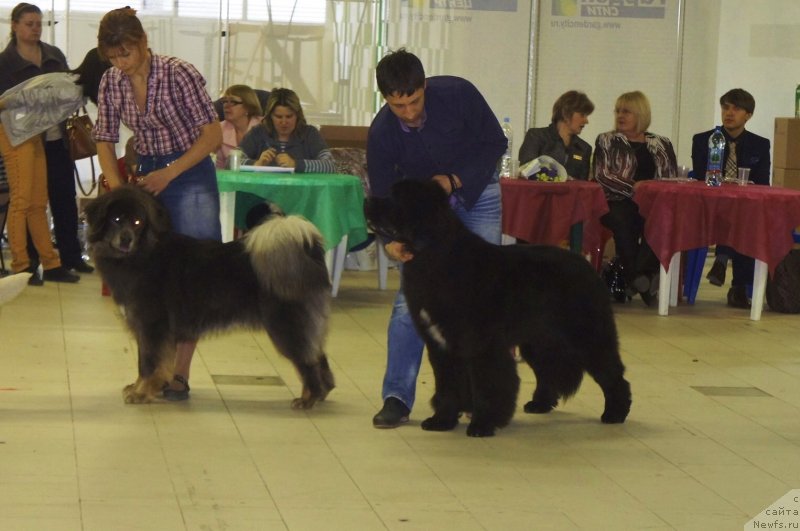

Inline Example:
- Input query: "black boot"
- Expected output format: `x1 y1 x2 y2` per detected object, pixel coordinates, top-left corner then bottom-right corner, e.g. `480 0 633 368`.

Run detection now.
26 265 43 286
706 260 727 286
727 285 751 309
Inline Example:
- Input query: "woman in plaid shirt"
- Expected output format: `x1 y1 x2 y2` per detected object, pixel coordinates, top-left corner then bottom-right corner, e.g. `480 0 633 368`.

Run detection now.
93 6 222 242
93 7 223 402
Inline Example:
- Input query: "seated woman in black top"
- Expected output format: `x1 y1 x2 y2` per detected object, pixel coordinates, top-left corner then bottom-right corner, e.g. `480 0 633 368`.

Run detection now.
518 90 594 180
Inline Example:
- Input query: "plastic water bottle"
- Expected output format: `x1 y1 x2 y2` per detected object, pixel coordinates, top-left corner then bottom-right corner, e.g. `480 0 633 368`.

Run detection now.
705 127 725 187
795 84 800 119
499 117 513 178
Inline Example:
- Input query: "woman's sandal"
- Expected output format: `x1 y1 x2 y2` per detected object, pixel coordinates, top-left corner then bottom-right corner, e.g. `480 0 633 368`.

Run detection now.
162 374 190 401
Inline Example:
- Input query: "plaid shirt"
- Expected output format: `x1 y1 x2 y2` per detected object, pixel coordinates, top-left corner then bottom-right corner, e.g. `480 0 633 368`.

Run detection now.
94 54 216 156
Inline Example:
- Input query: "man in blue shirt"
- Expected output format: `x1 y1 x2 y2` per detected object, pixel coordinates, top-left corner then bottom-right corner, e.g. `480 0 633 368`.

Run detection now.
367 48 507 428
691 88 771 309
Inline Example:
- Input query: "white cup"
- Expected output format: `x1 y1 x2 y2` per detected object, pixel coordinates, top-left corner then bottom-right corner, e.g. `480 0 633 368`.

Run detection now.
737 167 751 186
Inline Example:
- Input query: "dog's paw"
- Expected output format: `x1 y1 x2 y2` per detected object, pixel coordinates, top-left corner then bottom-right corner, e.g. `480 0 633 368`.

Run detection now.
466 421 496 437
291 396 317 410
122 383 153 404
291 385 327 410
421 415 459 431
601 402 631 424
523 400 556 414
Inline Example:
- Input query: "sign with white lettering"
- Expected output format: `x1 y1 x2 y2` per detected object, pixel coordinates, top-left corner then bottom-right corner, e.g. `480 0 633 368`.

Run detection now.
745 489 800 529
553 0 666 19
402 0 518 11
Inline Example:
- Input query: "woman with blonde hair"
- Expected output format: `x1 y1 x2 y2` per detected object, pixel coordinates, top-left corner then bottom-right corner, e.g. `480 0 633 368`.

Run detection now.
215 84 262 169
239 87 335 173
593 90 677 306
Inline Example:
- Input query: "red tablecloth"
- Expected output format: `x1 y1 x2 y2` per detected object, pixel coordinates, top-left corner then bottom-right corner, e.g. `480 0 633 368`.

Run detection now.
501 179 609 255
634 180 800 275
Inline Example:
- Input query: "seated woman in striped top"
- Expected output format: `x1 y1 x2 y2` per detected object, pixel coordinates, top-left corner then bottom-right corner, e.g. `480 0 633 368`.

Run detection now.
239 87 335 174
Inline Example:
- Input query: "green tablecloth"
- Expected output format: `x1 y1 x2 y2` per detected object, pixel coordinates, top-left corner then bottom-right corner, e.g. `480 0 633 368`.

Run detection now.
216 170 368 251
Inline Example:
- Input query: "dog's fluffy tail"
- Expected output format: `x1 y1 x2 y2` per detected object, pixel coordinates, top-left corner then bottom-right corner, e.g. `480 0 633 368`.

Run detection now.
244 215 330 301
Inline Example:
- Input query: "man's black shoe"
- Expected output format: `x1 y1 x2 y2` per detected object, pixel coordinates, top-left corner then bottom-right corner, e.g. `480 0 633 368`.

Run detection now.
727 285 751 309
706 261 726 287
42 266 80 283
373 397 410 429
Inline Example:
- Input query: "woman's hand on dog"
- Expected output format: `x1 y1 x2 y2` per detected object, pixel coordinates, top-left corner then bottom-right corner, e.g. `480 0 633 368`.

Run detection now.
137 167 175 195
384 241 414 262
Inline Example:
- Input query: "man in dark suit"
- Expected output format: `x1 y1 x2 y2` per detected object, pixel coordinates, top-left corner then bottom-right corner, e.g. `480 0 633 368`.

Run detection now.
691 88 771 309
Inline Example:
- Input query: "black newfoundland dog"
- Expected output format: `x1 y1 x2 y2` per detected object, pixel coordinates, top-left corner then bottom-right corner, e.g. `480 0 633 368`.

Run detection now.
365 180 631 437
85 185 334 408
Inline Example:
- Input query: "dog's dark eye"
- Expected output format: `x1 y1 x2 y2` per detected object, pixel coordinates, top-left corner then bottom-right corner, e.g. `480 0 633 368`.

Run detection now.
133 219 141 226
112 216 122 224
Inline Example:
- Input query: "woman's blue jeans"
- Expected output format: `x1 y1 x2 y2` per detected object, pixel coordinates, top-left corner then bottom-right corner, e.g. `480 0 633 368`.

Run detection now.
381 179 502 411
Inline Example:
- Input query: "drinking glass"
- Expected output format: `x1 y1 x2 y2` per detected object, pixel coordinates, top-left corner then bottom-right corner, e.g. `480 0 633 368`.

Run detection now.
737 167 751 186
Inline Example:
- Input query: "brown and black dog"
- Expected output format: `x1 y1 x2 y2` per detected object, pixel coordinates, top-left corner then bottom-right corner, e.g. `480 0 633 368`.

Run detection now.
85 185 334 407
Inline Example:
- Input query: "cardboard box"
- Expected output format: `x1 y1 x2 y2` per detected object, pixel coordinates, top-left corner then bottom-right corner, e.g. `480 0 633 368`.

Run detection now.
773 118 800 169
772 167 800 189
319 125 369 150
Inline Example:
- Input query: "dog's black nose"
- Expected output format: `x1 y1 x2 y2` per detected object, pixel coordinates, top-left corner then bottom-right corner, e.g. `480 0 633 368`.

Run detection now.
118 233 133 251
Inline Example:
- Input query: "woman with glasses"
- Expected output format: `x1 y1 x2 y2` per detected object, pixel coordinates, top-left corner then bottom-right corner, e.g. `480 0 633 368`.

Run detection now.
215 84 263 169
239 87 335 174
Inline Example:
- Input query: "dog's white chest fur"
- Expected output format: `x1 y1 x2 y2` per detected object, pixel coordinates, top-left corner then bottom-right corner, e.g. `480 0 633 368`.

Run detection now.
418 308 447 349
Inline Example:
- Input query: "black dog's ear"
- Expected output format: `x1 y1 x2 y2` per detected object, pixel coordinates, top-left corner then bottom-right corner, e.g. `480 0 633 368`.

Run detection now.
140 189 171 233
390 179 450 223
391 179 452 253
84 192 112 243
363 195 394 240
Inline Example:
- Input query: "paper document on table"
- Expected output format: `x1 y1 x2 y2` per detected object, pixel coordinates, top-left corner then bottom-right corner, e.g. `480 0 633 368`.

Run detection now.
239 165 294 174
